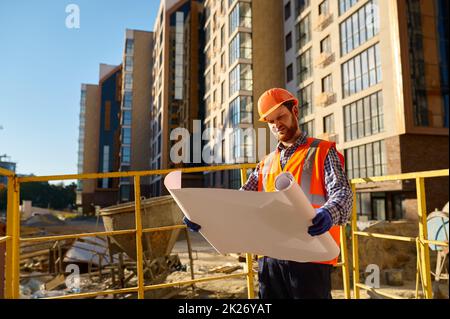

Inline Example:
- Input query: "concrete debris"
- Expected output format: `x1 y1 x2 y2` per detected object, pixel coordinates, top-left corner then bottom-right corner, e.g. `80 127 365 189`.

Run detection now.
64 236 118 266
44 274 66 291
209 264 242 274
383 269 404 286
23 214 65 227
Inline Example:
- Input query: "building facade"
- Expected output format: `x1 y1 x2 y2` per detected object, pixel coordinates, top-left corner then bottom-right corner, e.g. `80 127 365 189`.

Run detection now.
76 83 100 214
76 64 122 214
0 157 16 186
283 0 449 220
119 29 154 202
150 0 205 196
202 0 285 189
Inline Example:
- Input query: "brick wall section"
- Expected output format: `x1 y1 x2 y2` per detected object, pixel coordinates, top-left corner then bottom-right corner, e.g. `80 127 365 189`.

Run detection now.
400 134 449 218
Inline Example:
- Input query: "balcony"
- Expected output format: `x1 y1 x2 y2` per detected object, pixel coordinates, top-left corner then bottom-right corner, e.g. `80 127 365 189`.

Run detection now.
318 132 338 143
315 92 336 107
315 52 335 68
314 13 333 31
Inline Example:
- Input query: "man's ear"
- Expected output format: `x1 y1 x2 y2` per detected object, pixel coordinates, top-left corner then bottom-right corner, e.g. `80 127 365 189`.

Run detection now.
292 105 299 119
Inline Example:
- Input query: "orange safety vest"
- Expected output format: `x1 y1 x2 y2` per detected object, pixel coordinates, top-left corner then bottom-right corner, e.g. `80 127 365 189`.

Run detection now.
257 137 345 265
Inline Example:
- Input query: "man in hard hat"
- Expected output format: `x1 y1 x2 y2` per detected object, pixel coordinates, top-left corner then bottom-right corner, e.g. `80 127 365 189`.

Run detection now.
184 88 353 299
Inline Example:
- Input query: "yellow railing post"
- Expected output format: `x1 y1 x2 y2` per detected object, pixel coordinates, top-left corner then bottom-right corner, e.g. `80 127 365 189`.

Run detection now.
351 183 360 299
5 176 20 299
416 177 433 299
134 176 145 299
240 168 255 299
339 224 351 299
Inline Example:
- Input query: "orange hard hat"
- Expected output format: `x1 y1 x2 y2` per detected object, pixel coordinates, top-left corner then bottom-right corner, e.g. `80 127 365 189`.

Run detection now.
257 88 298 122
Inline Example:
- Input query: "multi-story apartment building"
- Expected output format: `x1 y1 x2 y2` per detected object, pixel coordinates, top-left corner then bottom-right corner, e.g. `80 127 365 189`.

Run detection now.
76 64 122 214
0 157 16 186
76 83 100 214
283 0 448 220
203 0 285 189
150 0 205 196
119 29 154 202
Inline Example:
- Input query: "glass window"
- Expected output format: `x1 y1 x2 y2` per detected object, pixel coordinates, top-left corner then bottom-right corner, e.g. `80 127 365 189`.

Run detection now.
345 140 386 178
345 148 353 179
230 96 253 126
350 102 357 139
124 73 133 90
324 113 334 133
344 105 351 141
122 128 131 145
298 84 313 119
123 91 132 109
319 0 329 15
221 25 225 48
300 120 314 137
229 32 252 65
297 48 312 83
296 14 311 49
354 55 362 92
357 99 364 137
125 56 133 71
240 63 253 91
125 39 134 54
122 110 132 126
366 143 374 177
363 96 371 136
340 1 379 55
361 50 369 89
359 145 366 177
295 0 310 16
320 36 331 53
352 147 360 178
321 74 333 92
286 32 293 51
344 91 384 141
121 146 131 164
229 2 251 35
287 64 294 83
339 0 359 16
371 92 379 133
229 64 252 95
285 1 291 20
342 43 381 98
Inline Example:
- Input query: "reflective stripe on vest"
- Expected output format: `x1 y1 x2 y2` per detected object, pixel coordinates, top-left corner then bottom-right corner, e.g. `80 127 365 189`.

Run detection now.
257 137 341 265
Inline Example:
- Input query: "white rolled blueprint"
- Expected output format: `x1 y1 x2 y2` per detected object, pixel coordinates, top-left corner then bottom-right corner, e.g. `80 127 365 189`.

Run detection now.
164 171 339 262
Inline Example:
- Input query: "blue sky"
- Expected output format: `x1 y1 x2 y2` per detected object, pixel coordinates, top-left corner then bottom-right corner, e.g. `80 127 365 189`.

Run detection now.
0 0 159 179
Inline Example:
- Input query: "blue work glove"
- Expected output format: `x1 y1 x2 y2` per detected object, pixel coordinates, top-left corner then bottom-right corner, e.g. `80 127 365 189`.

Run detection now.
183 216 201 232
308 208 333 236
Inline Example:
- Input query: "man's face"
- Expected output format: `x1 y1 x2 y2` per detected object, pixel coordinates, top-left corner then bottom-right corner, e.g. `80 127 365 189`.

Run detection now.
265 105 299 142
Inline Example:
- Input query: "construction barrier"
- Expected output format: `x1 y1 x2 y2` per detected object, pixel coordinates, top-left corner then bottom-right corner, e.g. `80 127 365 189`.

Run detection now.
0 164 351 299
350 169 449 299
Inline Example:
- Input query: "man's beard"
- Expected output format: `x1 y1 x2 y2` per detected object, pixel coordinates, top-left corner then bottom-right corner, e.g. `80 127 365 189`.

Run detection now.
272 120 298 142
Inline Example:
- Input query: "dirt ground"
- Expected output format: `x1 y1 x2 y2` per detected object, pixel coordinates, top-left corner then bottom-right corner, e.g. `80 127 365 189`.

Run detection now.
167 232 431 299
18 217 447 299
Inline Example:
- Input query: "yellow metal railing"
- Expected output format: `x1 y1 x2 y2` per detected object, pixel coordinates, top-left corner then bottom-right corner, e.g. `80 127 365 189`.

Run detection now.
350 169 449 299
0 164 352 299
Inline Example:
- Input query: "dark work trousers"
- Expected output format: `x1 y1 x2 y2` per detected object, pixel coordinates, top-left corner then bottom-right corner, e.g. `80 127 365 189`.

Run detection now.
258 256 332 299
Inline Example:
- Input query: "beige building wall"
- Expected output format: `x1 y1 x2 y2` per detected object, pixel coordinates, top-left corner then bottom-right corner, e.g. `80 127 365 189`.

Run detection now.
82 84 100 194
118 30 154 200
130 30 153 173
283 0 448 220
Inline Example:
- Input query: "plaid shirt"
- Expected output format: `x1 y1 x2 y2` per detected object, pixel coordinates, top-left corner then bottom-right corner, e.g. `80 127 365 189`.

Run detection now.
241 132 353 225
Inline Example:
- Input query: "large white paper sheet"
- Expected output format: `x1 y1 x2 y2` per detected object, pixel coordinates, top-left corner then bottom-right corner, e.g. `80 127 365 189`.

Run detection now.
164 171 339 262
